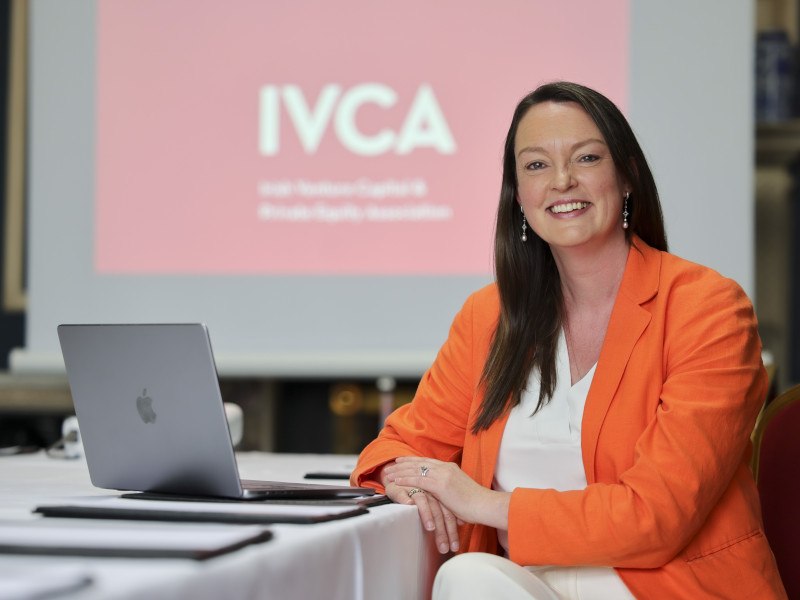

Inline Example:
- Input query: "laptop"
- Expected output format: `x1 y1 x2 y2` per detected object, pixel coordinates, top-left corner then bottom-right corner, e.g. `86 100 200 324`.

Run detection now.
57 323 374 501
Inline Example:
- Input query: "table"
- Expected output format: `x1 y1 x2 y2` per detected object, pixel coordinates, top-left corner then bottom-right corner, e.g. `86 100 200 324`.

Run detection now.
0 451 444 599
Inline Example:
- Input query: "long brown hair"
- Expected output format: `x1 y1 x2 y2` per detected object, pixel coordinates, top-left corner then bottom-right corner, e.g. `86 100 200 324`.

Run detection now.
472 81 668 433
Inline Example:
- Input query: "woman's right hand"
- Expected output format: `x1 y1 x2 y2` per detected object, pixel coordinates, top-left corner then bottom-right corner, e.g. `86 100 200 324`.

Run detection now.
380 462 461 555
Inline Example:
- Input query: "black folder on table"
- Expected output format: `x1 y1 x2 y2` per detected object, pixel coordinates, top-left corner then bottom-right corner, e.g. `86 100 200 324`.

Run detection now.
0 520 273 561
34 496 368 525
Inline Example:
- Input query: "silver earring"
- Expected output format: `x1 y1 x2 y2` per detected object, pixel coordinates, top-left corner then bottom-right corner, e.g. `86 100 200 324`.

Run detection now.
520 207 528 242
622 192 630 230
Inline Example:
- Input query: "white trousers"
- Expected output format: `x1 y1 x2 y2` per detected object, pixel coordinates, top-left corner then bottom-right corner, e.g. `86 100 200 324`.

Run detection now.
433 553 635 600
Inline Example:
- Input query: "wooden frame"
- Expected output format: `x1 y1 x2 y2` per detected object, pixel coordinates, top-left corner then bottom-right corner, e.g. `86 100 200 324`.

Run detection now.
750 382 800 481
3 0 27 312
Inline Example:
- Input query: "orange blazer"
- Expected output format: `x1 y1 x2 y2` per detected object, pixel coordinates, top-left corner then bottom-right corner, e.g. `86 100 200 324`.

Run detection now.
353 238 786 598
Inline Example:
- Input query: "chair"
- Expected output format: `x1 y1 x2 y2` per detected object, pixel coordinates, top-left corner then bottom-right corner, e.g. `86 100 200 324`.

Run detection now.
750 383 800 598
763 360 779 405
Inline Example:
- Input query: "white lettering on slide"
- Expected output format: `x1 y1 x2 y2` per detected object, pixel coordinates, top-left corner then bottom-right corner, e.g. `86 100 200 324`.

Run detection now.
334 84 397 156
395 85 456 155
257 178 429 199
281 84 341 154
257 202 453 223
259 84 456 156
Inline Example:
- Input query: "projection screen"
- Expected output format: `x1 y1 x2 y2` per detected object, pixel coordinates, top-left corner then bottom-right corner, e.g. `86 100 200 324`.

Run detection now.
14 0 753 377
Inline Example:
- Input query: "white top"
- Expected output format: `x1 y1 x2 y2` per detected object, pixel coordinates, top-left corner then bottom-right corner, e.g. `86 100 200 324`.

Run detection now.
491 331 635 598
493 329 595 552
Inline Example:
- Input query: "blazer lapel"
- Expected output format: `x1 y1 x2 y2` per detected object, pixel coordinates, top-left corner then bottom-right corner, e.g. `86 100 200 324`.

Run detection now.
581 238 659 483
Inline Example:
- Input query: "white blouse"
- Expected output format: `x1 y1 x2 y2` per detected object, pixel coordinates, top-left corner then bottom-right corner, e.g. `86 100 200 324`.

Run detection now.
493 329 594 551
492 330 634 598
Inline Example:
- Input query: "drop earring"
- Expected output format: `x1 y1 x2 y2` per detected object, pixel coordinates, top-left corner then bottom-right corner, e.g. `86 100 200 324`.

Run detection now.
520 206 528 242
622 192 630 230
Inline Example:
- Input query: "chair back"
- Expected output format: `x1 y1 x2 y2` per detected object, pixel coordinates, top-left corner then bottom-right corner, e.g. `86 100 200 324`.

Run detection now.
751 383 800 598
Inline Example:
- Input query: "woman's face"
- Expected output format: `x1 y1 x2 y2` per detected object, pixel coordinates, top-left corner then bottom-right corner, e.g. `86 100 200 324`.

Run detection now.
514 101 628 252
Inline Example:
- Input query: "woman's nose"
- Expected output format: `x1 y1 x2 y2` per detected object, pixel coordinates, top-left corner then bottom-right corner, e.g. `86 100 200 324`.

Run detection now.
552 164 575 191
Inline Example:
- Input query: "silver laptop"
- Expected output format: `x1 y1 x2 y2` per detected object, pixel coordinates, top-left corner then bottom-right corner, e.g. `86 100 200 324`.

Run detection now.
57 324 374 500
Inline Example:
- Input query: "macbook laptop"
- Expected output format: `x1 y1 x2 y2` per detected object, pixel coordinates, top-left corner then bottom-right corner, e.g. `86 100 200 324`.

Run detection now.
57 323 374 501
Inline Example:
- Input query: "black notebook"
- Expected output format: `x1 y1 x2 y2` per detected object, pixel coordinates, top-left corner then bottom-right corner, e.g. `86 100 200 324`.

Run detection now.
34 496 368 525
0 520 273 561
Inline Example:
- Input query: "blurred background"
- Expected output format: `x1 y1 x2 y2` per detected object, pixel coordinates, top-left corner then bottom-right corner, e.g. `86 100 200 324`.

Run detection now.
0 0 796 454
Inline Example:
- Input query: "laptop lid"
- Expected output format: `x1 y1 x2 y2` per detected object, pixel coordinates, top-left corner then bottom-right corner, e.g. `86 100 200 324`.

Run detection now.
57 324 371 500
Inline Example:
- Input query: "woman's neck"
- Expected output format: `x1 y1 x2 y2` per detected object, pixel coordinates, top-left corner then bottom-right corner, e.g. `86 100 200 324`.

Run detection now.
552 235 630 311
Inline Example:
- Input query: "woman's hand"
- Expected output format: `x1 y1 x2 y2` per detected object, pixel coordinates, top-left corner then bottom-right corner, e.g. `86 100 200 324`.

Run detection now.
379 462 461 554
384 457 510 531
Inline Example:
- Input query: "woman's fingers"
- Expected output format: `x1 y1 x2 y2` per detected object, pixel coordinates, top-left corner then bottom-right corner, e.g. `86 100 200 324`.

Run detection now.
386 480 460 554
387 482 438 533
392 457 441 477
383 481 414 505
390 468 447 493
440 503 461 552
410 487 437 532
416 493 458 554
385 458 448 491
383 458 465 553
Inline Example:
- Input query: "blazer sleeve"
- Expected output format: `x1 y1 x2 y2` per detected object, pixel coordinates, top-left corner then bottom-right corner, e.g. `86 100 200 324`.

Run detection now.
507 272 767 568
351 291 487 490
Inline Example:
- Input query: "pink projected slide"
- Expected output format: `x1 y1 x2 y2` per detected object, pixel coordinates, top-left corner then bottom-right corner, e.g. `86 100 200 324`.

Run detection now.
95 1 628 275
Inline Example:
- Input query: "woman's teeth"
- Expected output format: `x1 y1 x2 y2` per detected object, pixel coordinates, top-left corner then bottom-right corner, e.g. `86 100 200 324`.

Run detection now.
550 202 589 214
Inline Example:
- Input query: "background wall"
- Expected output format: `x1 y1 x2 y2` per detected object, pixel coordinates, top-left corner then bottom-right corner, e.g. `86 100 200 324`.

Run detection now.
630 1 754 287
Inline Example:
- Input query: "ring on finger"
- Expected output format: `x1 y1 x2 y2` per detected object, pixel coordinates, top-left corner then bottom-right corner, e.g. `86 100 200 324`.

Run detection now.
420 465 430 477
407 487 424 498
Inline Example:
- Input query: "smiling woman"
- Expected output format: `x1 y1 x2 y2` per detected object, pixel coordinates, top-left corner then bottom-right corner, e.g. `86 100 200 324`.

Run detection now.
515 102 628 254
352 82 787 599
478 82 666 432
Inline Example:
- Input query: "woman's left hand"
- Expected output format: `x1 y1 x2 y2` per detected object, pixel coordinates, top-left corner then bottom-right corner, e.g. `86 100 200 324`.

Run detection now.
384 457 510 530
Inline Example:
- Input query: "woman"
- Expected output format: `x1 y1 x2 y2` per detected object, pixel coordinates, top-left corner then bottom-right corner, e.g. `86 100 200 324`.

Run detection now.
351 82 786 598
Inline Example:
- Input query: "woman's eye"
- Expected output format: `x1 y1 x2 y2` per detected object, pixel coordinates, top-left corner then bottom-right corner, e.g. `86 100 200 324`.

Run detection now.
526 161 546 170
578 154 600 163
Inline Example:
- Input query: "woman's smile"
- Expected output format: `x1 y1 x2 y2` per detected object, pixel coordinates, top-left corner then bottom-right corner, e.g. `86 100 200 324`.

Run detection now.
548 200 590 215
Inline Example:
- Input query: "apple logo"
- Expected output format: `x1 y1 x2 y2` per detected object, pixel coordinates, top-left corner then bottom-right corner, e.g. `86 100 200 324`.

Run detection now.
136 388 157 424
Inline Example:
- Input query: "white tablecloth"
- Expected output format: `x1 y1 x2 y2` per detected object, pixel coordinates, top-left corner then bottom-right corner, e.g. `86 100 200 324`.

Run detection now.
0 451 443 599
